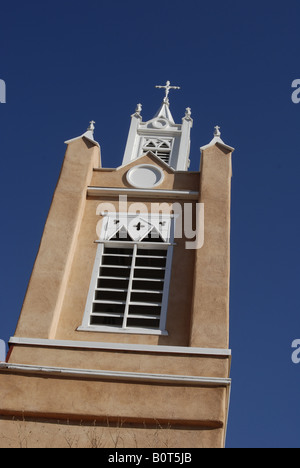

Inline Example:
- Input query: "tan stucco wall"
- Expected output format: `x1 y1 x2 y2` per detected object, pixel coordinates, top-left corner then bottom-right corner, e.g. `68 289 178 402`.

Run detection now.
13 147 199 347
12 144 232 350
190 144 232 349
14 138 100 340
1 138 233 448
53 197 196 347
0 372 227 425
90 152 200 192
0 416 224 448
8 345 230 378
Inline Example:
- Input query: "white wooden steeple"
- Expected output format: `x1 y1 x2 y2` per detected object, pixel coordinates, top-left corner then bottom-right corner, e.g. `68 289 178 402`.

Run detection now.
122 82 193 171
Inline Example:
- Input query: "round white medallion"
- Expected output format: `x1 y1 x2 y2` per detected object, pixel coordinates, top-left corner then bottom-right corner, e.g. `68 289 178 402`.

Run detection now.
126 164 164 189
151 118 168 129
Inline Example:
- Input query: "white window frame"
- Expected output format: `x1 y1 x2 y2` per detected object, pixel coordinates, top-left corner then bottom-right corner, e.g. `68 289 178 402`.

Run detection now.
78 214 175 336
140 137 174 165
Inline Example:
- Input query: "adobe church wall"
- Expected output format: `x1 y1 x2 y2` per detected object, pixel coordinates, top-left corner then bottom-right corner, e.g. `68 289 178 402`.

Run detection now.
0 370 227 448
0 415 224 448
53 197 196 347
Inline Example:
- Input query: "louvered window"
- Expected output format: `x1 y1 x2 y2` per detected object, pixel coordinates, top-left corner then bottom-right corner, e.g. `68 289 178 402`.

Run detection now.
79 214 174 335
142 138 173 165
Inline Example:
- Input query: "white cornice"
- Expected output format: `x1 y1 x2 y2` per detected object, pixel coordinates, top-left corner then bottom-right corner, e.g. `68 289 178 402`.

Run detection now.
200 136 234 153
137 127 181 136
0 361 231 387
87 186 199 199
9 337 231 357
64 130 100 148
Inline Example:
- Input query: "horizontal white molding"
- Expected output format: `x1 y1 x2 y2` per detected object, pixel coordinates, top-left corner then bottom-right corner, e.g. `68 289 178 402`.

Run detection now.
0 362 231 387
99 212 178 218
76 326 169 336
93 168 200 175
94 240 176 248
9 337 231 357
87 186 199 200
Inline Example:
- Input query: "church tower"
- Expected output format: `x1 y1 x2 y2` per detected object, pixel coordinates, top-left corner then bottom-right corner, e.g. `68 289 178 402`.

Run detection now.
0 82 234 448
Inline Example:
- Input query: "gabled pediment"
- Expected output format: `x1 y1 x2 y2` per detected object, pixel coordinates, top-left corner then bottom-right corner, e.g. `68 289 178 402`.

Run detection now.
117 151 175 174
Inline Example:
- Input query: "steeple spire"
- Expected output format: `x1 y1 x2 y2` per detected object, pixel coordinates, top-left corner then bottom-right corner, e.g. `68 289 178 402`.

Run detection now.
153 100 175 124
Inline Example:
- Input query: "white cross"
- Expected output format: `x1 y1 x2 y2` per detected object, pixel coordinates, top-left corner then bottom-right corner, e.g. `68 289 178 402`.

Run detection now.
155 80 180 103
133 221 145 231
214 125 221 137
88 120 96 132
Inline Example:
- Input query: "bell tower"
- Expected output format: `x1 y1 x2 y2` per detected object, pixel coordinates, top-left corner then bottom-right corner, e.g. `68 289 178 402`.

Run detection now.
122 81 193 171
0 82 234 448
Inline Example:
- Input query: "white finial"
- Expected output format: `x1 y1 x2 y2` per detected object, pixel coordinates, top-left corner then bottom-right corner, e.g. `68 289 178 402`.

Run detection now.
155 80 180 105
185 107 192 118
135 103 142 115
214 125 221 137
88 120 95 133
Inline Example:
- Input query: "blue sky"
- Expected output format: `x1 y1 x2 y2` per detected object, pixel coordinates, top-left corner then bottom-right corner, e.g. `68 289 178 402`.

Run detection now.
1 0 300 448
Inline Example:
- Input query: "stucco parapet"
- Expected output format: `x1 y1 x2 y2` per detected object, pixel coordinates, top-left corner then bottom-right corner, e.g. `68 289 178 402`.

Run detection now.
0 369 229 429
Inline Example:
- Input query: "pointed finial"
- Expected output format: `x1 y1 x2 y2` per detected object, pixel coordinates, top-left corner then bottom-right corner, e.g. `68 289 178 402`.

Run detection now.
214 125 221 137
132 103 142 119
185 107 192 118
88 120 95 133
135 103 142 115
155 80 180 105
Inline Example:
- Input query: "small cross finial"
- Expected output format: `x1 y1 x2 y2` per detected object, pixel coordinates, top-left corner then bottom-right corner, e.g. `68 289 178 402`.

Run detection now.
155 80 180 105
214 125 221 137
88 120 95 132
